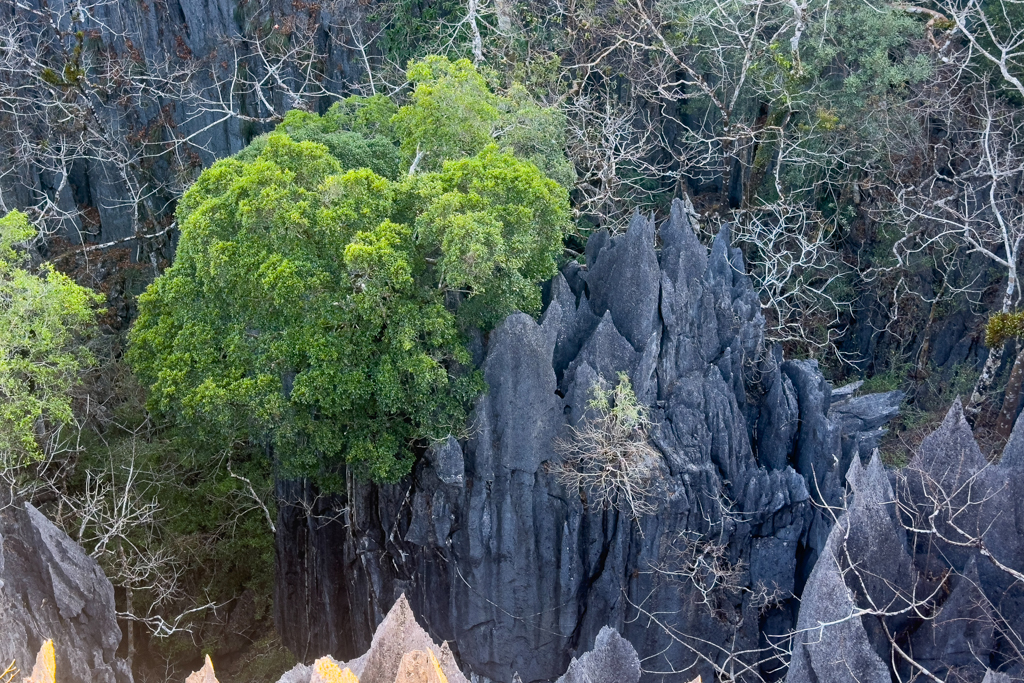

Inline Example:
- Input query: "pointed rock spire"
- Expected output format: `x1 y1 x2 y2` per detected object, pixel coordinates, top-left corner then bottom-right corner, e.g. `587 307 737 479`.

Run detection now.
393 650 447 683
912 397 987 480
555 627 640 683
184 655 218 683
354 595 468 683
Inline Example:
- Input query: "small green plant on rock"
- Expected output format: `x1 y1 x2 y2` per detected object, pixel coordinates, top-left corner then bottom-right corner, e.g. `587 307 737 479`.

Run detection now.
986 310 1024 347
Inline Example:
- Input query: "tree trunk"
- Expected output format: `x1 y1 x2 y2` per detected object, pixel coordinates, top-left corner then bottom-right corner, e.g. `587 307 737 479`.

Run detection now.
966 343 1005 426
965 274 1017 426
996 345 1024 436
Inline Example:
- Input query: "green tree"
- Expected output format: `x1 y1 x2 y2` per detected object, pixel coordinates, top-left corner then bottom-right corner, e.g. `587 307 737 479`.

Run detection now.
239 102 403 180
129 73 570 484
389 56 575 186
0 210 104 467
393 56 501 169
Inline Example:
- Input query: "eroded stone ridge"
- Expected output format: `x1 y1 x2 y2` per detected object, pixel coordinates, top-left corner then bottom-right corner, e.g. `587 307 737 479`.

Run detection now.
274 595 468 683
271 597 642 683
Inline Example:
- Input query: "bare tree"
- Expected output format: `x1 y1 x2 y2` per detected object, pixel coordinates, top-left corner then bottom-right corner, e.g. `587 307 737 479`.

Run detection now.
625 433 1024 682
879 51 1024 422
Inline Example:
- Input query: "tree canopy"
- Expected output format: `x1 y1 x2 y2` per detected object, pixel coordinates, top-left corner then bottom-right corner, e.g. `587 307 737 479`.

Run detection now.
129 58 571 484
0 210 103 467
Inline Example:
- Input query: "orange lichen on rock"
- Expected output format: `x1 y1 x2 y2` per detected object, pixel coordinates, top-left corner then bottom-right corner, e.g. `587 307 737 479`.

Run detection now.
393 650 447 683
309 656 359 683
23 640 55 683
184 655 219 683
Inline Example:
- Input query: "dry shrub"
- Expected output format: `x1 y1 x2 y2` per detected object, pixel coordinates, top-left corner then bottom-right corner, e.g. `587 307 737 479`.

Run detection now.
657 534 748 608
553 373 662 519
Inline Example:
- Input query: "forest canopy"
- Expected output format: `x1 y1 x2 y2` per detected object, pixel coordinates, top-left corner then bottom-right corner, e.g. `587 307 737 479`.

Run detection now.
127 57 571 484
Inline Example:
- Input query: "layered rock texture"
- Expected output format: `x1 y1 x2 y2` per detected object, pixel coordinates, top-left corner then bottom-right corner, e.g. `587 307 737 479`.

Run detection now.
275 199 904 682
19 640 56 683
0 500 131 683
789 400 1024 683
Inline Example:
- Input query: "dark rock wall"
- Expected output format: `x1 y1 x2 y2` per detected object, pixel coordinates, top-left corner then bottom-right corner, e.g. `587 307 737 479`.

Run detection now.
2 0 367 247
274 199 904 682
0 500 132 683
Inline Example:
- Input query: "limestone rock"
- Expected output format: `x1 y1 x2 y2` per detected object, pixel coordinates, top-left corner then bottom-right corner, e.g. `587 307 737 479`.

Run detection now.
910 557 994 679
275 664 313 683
428 436 465 487
184 656 218 683
309 657 358 683
554 627 640 683
584 210 661 352
0 501 131 683
22 640 55 683
790 400 1024 681
787 546 890 683
353 595 466 683
392 650 447 683
829 388 904 472
274 198 905 682
275 596 467 683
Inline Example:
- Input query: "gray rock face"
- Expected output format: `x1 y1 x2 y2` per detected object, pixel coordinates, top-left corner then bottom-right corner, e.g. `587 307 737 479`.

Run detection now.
910 557 994 681
274 199 903 682
554 626 641 683
788 400 1024 683
830 387 904 476
584 212 661 352
788 543 890 683
428 436 465 487
0 500 132 683
788 451 913 683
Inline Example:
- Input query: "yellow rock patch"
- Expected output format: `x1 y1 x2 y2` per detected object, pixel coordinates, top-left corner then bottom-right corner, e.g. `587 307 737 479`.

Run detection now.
310 656 359 683
23 640 55 683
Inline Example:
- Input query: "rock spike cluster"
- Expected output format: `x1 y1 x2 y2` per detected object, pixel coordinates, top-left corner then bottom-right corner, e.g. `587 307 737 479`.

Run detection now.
268 595 642 683
276 198 905 681
788 399 1024 683
273 595 468 683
